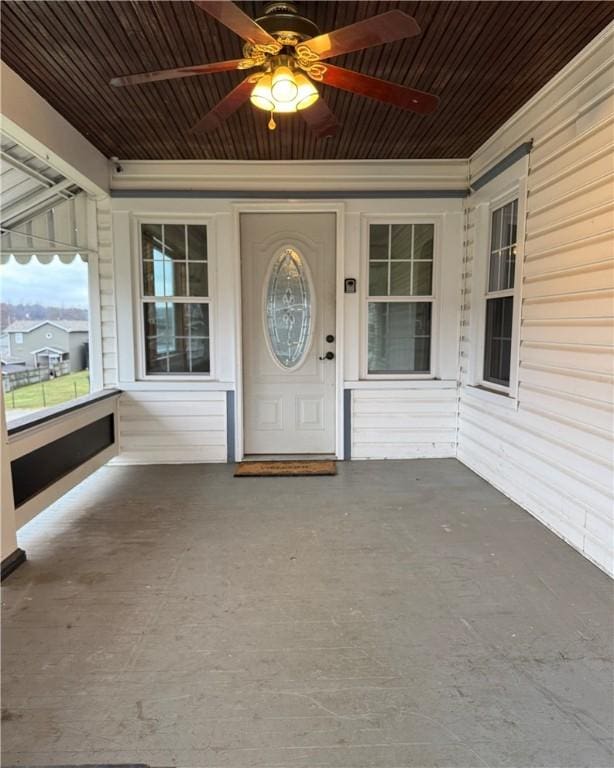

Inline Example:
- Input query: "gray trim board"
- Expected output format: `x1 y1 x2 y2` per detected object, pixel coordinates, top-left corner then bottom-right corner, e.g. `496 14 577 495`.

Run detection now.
470 141 533 192
344 389 352 461
226 390 235 464
1 548 26 581
111 189 468 200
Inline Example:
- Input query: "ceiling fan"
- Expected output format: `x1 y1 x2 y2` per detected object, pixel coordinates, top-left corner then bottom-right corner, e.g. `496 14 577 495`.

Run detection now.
110 1 439 137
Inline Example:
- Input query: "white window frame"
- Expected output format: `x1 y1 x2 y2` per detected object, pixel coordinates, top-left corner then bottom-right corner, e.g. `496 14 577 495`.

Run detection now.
468 170 527 400
135 216 216 381
482 195 519 392
360 215 440 380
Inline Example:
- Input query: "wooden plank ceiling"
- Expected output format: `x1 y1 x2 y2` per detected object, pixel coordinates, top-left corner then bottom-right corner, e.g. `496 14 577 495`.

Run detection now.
1 1 612 160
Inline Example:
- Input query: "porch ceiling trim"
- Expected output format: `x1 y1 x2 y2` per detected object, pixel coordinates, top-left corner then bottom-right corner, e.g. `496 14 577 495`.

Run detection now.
110 188 469 199
109 159 469 193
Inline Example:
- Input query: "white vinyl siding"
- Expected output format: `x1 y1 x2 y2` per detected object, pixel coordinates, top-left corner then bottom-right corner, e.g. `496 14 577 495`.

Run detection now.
115 389 226 464
96 199 118 387
458 26 614 576
351 384 457 459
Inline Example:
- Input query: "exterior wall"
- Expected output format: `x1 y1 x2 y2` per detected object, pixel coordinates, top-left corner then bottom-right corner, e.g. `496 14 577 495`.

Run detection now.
8 325 88 372
457 25 614 576
9 324 69 362
67 331 88 371
351 382 457 460
343 198 462 460
118 389 227 464
106 170 465 464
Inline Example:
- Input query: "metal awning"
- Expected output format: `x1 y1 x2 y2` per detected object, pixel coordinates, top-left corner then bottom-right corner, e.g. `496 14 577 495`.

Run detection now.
0 134 90 264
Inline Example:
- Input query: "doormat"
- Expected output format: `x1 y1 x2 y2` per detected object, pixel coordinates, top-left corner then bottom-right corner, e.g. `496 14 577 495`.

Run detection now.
234 460 337 477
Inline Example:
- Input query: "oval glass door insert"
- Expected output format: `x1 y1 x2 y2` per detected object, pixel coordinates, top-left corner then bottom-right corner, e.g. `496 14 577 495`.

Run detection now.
265 247 313 369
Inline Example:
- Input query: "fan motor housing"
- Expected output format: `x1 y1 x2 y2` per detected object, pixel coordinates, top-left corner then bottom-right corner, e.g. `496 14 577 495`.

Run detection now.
256 2 320 42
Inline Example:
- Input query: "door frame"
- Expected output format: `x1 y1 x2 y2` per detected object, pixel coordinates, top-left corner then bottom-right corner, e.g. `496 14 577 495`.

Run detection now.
232 202 346 461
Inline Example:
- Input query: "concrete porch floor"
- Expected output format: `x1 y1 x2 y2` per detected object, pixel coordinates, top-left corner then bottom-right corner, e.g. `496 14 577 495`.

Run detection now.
1 459 612 767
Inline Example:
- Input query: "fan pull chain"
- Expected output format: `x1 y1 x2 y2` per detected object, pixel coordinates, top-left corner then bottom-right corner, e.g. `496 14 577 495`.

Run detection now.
268 112 276 131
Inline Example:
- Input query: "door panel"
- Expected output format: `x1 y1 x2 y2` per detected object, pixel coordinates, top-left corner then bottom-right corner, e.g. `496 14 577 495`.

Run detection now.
241 213 336 454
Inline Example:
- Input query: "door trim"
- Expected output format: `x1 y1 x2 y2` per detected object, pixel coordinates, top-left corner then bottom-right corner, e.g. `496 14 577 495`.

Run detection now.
232 202 346 461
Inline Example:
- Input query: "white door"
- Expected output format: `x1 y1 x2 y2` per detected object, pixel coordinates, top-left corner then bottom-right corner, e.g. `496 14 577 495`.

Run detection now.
241 212 336 455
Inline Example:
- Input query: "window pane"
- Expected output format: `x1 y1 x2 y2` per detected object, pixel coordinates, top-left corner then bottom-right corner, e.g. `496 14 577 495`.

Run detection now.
490 207 502 252
412 261 433 295
185 303 209 338
484 296 513 386
164 224 186 261
510 199 518 245
142 223 163 260
368 302 431 374
188 262 208 297
390 261 411 295
144 302 209 375
390 224 412 260
488 250 502 292
504 247 516 290
144 302 170 341
163 260 186 297
369 224 389 261
413 224 434 260
500 200 517 248
168 337 189 372
145 337 168 373
187 225 207 261
189 336 210 372
142 260 154 296
489 247 515 292
369 262 388 296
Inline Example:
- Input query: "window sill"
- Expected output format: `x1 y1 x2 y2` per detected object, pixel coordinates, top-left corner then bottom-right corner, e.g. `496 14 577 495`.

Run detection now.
463 384 518 411
121 381 234 391
346 379 457 390
6 389 121 436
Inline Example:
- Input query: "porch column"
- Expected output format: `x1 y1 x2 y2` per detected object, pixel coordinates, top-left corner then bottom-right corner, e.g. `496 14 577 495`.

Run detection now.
1 388 25 578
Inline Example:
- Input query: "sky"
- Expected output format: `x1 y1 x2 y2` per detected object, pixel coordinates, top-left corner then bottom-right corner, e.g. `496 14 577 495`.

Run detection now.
0 257 89 308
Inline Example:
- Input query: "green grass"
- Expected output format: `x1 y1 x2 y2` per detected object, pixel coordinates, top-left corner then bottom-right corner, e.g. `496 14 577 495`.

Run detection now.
5 370 90 411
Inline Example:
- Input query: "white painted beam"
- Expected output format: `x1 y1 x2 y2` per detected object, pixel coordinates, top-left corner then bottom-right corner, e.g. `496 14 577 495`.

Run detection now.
110 158 469 192
0 62 110 197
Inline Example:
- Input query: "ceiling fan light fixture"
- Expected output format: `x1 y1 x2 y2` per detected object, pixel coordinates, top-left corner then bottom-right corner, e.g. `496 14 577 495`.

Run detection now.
250 74 275 111
271 65 298 103
294 73 319 110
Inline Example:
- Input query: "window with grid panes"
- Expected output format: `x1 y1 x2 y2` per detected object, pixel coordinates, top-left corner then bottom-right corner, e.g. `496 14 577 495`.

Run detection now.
367 223 434 375
483 199 518 387
141 223 210 375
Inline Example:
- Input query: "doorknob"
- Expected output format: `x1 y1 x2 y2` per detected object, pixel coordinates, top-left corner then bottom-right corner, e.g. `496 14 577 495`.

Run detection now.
319 351 335 361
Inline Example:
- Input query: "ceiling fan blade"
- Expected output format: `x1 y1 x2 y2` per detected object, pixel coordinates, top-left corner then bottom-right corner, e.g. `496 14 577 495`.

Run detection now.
110 59 244 87
193 0 278 47
302 10 420 60
300 98 340 138
321 64 439 114
191 76 254 133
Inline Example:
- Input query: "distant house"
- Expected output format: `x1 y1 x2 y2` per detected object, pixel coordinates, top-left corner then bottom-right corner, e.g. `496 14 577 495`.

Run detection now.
4 320 89 373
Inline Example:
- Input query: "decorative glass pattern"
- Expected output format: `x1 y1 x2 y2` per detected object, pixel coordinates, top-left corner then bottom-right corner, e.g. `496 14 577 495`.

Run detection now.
265 248 312 368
